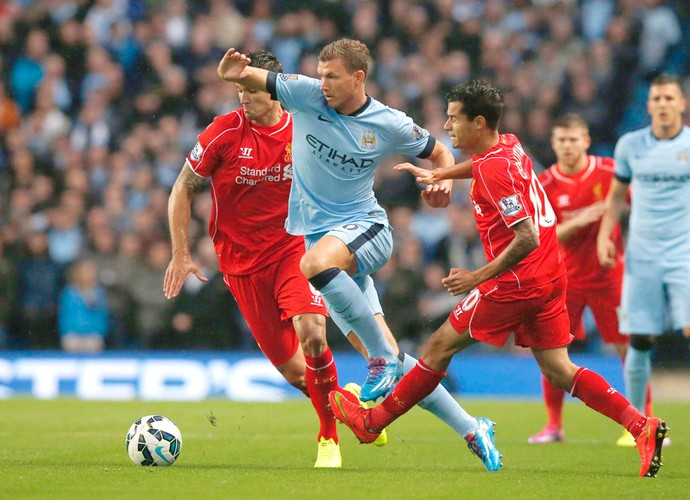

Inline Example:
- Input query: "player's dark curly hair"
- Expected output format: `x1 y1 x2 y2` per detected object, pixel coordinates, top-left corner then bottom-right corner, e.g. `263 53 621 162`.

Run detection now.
446 80 504 130
248 50 283 73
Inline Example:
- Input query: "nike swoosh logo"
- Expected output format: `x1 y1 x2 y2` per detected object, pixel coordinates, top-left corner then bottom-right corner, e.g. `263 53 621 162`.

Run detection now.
318 114 333 123
154 445 173 464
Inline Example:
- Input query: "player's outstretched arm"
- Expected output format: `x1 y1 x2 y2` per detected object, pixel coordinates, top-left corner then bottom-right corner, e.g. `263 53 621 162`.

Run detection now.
164 163 208 299
217 48 270 91
395 158 473 184
596 178 628 269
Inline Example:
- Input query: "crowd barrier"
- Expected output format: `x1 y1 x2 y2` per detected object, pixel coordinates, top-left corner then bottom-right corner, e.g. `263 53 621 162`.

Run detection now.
0 351 624 401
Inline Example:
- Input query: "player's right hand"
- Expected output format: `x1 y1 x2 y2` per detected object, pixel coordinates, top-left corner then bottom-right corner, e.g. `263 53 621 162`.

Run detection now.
596 238 617 269
163 255 208 299
575 201 606 227
395 162 439 185
217 48 251 82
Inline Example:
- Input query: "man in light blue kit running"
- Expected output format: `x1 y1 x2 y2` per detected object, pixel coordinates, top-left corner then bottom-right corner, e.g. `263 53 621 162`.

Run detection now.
598 74 690 444
216 39 501 471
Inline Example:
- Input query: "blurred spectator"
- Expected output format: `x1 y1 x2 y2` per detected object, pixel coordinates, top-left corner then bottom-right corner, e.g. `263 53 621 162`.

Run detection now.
55 18 87 111
0 239 15 347
418 261 458 336
434 203 485 271
58 258 109 353
374 155 422 211
11 231 62 349
167 238 250 350
47 204 83 265
0 81 20 133
10 28 48 113
128 238 172 348
0 0 688 355
581 0 615 42
637 0 682 78
380 237 425 347
22 82 71 160
70 94 112 152
410 198 451 262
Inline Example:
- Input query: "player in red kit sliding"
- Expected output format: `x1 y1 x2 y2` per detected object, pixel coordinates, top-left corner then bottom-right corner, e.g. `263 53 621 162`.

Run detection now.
530 114 655 446
164 51 346 468
329 80 667 477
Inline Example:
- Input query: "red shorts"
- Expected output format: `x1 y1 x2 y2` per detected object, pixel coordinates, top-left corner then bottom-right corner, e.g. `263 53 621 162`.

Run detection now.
223 245 328 366
448 275 573 349
566 285 627 344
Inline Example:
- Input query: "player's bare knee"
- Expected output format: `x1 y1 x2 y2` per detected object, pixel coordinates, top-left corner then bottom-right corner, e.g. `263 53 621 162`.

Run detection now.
282 370 306 390
300 252 328 278
293 314 327 356
542 363 577 391
421 333 457 368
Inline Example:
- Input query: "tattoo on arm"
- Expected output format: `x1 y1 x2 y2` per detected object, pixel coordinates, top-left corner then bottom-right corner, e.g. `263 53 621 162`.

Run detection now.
178 164 206 192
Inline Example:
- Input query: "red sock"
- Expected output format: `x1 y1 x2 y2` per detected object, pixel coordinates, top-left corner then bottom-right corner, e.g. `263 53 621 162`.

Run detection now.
304 348 338 443
368 359 445 432
542 374 565 429
571 367 646 435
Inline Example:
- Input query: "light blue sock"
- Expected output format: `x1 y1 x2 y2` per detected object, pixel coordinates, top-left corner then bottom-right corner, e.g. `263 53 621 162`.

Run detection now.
403 353 477 436
624 345 652 413
318 270 396 361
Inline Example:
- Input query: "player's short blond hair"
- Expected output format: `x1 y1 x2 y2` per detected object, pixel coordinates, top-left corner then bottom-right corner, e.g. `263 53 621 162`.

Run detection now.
552 113 589 134
319 39 369 77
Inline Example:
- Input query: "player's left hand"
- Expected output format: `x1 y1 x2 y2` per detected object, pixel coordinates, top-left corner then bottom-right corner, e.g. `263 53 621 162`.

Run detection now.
442 267 477 296
217 48 251 82
422 183 451 208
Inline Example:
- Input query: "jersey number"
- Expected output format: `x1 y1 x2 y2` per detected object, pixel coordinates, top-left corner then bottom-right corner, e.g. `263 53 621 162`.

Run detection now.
529 175 556 234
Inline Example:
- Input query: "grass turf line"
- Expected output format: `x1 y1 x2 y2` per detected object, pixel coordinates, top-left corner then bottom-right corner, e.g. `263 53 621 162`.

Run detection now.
0 399 686 499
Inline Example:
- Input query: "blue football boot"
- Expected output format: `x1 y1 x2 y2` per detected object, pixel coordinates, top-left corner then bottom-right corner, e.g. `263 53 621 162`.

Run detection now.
359 357 403 402
465 417 503 472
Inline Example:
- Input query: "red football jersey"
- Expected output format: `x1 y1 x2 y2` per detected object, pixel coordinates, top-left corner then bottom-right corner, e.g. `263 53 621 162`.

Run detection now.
470 134 565 295
186 109 303 275
538 155 624 290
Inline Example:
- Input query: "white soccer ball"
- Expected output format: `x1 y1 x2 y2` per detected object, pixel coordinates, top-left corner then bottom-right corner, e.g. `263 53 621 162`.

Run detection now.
125 415 182 466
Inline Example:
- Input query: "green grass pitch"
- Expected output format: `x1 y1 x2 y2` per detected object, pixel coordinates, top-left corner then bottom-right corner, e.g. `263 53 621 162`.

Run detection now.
0 399 687 499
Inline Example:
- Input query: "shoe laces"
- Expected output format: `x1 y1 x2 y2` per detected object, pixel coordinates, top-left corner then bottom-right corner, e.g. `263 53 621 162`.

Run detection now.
365 358 387 382
465 421 488 458
465 433 484 458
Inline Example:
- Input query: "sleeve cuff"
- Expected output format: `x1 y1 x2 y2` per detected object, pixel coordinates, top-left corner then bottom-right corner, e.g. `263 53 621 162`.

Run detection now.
418 136 436 159
266 72 278 101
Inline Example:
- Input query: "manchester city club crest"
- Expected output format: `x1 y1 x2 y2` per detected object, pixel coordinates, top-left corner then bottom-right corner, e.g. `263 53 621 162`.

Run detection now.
361 130 377 150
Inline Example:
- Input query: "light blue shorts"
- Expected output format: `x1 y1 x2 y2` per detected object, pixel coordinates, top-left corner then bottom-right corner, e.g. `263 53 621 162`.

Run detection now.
304 222 392 331
304 222 393 278
619 259 690 335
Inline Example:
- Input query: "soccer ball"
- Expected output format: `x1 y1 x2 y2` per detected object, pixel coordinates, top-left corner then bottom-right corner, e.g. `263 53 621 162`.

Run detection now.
125 415 182 466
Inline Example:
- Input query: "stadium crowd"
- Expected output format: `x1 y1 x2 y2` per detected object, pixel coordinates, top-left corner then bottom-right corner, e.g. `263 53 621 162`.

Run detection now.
0 0 688 355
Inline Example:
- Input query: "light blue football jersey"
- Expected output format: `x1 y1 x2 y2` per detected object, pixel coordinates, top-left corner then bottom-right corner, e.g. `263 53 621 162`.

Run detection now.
267 72 435 235
614 125 690 262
